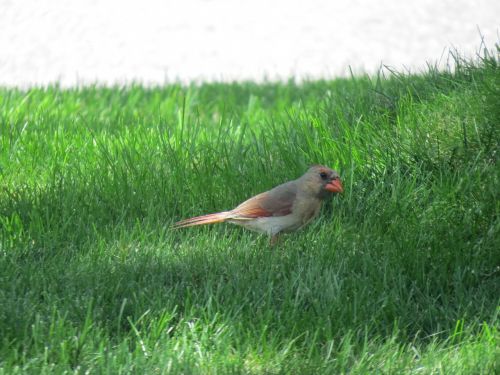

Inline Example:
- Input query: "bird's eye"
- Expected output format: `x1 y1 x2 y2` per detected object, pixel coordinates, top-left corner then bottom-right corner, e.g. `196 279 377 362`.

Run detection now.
319 172 328 180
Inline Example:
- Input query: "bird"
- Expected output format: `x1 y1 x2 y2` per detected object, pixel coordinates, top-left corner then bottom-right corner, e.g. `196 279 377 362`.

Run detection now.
174 165 343 244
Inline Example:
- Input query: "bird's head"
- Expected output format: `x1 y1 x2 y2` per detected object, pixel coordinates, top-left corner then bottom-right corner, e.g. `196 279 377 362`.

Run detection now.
301 165 343 198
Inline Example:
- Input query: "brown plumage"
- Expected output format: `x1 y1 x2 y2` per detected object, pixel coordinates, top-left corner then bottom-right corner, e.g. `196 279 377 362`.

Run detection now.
174 165 343 244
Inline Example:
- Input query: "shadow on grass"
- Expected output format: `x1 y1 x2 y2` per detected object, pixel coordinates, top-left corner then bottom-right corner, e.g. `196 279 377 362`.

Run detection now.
2 213 498 353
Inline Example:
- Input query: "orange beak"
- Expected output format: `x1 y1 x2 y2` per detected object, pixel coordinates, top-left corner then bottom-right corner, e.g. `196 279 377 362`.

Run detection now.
325 179 343 193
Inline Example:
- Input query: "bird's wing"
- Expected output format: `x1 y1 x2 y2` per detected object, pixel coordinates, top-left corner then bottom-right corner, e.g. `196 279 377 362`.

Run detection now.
231 181 297 218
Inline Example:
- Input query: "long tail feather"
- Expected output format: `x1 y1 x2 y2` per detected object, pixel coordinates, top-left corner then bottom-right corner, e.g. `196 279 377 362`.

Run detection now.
173 211 230 229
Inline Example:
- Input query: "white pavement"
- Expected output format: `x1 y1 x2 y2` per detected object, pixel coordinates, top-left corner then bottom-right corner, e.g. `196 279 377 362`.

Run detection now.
0 0 498 87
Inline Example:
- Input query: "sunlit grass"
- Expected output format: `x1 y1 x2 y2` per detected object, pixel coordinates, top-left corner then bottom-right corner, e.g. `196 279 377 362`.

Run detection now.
0 49 499 373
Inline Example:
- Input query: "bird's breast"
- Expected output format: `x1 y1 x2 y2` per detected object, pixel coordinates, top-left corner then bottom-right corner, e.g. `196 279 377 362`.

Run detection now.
293 197 322 225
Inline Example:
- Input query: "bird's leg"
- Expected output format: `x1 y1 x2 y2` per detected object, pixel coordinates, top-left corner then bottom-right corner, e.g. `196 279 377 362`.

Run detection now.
270 233 280 246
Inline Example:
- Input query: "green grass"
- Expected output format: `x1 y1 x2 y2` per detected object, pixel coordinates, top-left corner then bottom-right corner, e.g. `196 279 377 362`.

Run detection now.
1 49 499 374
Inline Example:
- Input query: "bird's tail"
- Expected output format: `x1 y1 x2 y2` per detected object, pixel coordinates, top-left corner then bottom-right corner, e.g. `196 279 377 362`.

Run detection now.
173 211 231 229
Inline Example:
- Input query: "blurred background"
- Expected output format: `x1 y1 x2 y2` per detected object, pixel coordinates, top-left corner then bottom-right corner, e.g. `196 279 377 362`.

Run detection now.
1 0 498 87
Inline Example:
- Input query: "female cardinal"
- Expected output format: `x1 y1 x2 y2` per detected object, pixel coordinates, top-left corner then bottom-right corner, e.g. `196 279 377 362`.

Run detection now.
174 165 343 244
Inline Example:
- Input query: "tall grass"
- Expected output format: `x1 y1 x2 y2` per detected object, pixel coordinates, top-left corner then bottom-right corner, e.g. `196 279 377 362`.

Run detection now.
0 49 499 373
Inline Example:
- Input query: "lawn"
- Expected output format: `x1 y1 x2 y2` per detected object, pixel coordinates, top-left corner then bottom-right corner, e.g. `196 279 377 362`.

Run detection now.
0 49 499 374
